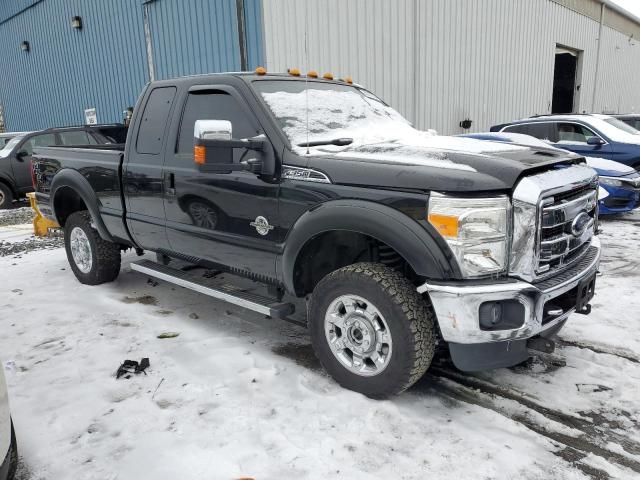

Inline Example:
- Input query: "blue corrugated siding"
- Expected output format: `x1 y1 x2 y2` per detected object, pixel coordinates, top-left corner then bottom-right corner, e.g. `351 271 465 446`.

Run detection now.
0 0 266 131
0 0 41 24
244 0 265 69
148 0 241 79
0 0 149 131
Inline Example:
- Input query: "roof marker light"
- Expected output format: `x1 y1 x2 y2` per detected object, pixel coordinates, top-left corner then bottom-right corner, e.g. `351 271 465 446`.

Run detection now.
323 72 334 80
255 66 267 75
307 70 318 78
344 76 353 84
287 68 301 76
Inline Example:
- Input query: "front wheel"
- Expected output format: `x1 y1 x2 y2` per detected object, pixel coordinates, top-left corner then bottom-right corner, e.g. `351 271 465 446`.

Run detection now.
308 263 436 399
0 183 13 210
64 211 121 285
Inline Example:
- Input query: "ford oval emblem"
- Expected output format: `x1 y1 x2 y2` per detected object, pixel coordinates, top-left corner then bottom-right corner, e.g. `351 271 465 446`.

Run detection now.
571 212 591 237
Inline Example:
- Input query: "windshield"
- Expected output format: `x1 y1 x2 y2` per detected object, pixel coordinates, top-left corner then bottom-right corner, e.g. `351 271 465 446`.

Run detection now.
254 80 414 152
0 135 24 158
603 117 640 135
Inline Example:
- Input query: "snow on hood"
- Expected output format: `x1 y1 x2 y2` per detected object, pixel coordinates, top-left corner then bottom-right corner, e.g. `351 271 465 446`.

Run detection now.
585 156 636 175
261 89 527 167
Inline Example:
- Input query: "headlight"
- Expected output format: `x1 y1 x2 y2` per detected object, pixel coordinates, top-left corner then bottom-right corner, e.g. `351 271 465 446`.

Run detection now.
599 176 623 187
428 194 509 278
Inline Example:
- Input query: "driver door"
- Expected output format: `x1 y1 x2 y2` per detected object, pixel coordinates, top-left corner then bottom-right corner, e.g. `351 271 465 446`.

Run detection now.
162 85 280 280
15 133 56 192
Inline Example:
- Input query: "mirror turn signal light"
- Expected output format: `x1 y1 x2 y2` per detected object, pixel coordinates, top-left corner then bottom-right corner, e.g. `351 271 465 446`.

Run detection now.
194 145 206 165
255 66 267 75
323 72 334 80
307 70 318 78
428 213 459 238
287 68 301 76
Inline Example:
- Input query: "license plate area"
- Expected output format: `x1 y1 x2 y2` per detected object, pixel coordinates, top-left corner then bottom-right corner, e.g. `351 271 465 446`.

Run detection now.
541 272 597 324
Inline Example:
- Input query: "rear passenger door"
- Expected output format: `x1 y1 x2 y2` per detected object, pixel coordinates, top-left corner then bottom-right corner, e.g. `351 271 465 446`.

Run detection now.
123 85 177 251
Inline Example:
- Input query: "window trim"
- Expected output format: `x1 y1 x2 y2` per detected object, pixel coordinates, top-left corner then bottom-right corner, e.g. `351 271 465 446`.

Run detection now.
501 120 609 146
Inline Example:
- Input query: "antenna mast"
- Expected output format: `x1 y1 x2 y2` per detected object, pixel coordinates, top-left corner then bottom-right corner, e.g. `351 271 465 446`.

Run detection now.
305 1 310 155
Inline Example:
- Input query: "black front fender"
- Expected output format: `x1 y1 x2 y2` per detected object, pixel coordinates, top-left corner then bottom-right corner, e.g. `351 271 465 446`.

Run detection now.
278 199 461 293
50 169 114 242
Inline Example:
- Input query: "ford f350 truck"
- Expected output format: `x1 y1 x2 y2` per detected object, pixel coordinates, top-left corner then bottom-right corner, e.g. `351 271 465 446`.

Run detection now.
33 70 600 398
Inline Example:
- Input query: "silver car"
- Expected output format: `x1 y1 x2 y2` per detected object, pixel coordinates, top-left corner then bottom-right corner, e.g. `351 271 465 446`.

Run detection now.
0 365 16 480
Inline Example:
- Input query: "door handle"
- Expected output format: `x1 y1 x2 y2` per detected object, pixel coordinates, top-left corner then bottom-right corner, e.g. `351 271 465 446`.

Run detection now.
165 172 176 195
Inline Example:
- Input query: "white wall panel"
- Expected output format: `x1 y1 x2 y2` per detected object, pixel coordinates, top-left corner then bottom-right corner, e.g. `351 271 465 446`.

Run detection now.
262 0 640 135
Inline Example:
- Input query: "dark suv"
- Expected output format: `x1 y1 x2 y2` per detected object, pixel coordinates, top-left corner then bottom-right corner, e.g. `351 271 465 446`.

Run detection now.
0 124 126 208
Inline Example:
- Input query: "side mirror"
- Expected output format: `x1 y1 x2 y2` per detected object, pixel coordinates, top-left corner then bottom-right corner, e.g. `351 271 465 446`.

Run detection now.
194 119 232 141
193 119 267 174
15 150 28 160
587 136 605 146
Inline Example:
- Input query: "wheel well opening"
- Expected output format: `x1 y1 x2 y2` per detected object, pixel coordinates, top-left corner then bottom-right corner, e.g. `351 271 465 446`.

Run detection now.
54 187 87 227
0 178 15 196
292 230 417 297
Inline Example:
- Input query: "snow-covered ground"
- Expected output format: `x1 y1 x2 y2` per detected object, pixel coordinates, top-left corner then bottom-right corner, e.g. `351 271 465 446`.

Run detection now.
0 210 639 480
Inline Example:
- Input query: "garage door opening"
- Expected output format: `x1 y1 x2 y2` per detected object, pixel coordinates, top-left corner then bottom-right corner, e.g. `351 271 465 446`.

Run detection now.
552 47 581 114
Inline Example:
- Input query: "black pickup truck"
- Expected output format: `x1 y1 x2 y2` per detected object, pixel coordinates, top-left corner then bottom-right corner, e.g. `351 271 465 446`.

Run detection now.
33 71 601 398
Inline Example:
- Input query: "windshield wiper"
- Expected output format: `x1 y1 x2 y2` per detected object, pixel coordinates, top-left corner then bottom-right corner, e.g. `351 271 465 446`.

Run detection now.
297 137 353 148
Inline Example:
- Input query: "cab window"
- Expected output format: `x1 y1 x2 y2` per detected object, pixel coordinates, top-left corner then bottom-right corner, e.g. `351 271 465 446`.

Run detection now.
503 123 554 143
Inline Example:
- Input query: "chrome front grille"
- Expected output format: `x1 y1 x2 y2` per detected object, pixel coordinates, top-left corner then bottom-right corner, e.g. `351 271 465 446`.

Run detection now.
510 163 600 283
537 183 598 275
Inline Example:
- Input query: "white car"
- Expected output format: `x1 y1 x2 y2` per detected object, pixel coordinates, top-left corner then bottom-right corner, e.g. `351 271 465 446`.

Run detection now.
0 365 16 480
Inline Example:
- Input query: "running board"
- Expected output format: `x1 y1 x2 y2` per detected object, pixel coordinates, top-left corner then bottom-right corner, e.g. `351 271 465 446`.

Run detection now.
130 259 295 319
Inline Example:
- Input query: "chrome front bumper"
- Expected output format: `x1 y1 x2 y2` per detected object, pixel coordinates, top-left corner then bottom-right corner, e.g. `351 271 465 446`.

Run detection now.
417 236 601 344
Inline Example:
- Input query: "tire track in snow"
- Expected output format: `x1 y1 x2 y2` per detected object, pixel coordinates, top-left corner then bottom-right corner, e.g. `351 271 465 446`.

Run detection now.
427 367 640 477
557 338 640 364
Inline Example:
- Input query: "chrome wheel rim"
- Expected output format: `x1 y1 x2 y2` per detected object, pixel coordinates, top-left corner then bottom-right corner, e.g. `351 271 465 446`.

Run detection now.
324 294 393 377
189 202 218 229
70 226 93 273
0 190 5 206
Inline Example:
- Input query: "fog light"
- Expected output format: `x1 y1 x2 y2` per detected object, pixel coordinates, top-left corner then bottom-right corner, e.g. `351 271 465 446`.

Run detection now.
479 300 525 331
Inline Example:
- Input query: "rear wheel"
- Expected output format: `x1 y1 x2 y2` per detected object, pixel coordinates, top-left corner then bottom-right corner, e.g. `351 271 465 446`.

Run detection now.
0 183 13 210
308 262 436 398
64 211 121 285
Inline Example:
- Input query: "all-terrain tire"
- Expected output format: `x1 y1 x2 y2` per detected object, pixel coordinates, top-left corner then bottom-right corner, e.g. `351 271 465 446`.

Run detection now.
0 183 13 210
64 211 121 285
308 262 436 399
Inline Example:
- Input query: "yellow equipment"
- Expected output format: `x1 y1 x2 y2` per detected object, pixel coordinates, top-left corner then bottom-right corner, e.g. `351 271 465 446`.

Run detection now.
26 192 59 236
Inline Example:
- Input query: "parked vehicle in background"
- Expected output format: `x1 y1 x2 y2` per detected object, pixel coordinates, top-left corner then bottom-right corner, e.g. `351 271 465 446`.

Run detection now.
0 132 32 148
0 363 17 480
462 132 640 215
33 71 600 398
491 114 640 169
0 124 127 209
613 114 640 131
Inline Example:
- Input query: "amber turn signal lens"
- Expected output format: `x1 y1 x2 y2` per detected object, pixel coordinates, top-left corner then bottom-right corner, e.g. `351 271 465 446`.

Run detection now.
194 145 206 165
322 72 334 80
307 70 318 78
288 68 301 76
428 213 459 238
344 76 353 84
255 66 267 75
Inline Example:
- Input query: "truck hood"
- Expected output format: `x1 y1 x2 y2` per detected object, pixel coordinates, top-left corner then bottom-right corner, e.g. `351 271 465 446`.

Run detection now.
305 136 585 192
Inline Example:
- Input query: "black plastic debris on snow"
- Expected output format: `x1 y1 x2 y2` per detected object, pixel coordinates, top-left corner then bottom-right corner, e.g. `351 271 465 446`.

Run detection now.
116 358 150 380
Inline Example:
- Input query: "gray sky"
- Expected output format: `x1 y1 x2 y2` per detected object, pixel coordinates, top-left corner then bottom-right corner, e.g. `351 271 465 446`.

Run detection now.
609 0 640 18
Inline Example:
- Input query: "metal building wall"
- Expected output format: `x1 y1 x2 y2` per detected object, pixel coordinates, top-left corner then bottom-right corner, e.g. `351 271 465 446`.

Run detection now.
262 0 640 135
145 0 265 80
0 0 266 131
0 0 149 131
